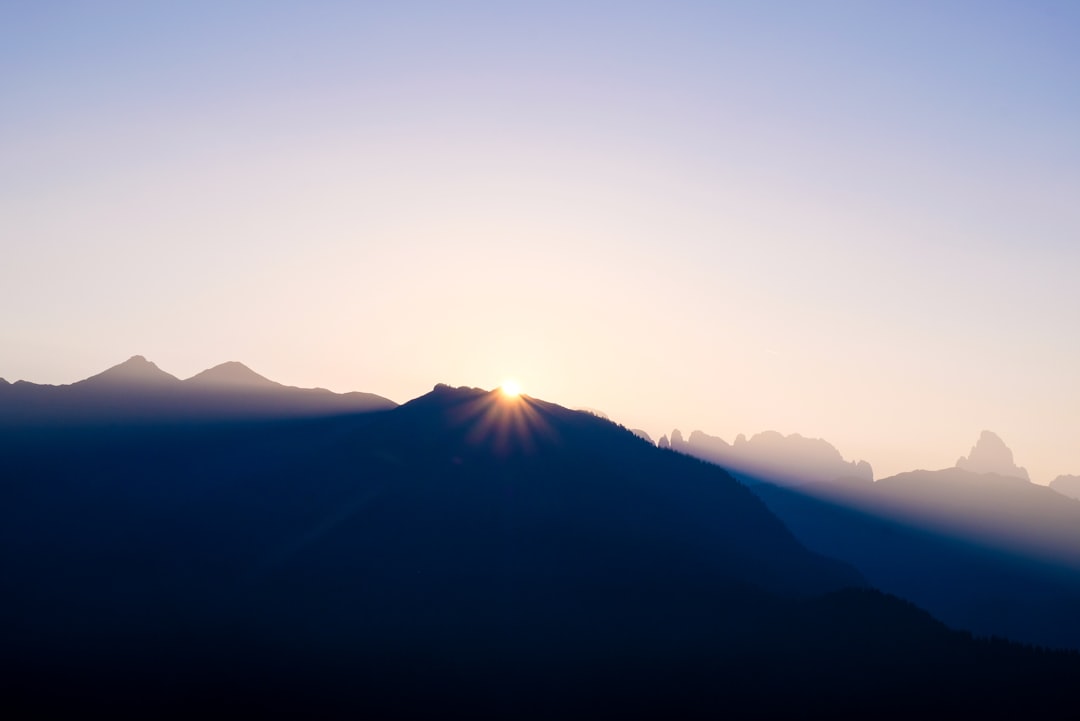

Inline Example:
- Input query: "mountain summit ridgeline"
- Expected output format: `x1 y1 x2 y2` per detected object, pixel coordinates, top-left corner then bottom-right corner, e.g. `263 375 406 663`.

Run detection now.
0 355 396 424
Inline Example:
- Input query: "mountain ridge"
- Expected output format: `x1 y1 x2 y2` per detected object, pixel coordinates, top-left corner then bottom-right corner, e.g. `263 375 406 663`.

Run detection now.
0 355 396 423
664 426 873 486
3 378 1080 715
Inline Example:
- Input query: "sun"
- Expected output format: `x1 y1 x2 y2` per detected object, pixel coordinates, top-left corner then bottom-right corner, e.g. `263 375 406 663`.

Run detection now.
500 379 522 398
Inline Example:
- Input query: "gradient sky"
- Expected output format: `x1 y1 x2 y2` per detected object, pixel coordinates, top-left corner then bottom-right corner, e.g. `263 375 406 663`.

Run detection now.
2 1 1078 483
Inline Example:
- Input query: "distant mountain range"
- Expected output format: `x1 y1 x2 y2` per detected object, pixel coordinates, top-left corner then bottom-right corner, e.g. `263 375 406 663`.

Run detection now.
4 372 1078 716
0 355 396 424
661 427 873 485
639 420 1080 649
708 431 1080 649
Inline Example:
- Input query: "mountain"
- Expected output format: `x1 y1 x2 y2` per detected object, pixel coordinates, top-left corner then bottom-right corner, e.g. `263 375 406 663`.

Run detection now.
74 354 182 387
1050 474 1080 500
956 430 1030 481
732 433 1080 650
669 427 873 485
2 385 1078 716
184 360 280 388
868 468 1080 564
750 477 1080 649
0 356 396 424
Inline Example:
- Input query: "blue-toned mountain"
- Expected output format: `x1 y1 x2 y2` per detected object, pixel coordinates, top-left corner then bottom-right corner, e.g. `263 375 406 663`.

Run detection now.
2 383 1077 717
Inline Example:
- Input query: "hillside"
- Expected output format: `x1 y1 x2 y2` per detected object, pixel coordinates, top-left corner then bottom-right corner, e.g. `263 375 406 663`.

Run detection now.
2 386 1077 716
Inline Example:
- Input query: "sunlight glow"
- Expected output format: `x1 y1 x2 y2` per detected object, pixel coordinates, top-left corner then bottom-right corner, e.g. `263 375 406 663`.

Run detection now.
501 379 522 398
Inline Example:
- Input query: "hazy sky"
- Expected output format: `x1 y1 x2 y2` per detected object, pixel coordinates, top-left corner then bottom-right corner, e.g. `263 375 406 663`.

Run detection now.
2 1 1078 483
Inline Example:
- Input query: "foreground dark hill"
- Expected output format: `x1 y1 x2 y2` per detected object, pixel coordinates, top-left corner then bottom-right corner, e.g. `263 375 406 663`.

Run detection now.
0 355 396 424
3 386 1078 717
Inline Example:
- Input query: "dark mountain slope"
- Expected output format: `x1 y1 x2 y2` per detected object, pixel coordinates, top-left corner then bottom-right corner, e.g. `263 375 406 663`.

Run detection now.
2 386 1078 717
664 428 1080 650
747 471 1080 650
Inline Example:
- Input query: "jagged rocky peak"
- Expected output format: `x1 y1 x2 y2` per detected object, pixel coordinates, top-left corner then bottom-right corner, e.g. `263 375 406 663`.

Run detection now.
657 434 670 450
675 428 873 484
955 430 1030 482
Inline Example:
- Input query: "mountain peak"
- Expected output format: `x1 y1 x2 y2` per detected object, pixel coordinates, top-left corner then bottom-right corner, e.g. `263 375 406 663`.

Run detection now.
185 361 279 389
77 355 181 387
955 430 1030 482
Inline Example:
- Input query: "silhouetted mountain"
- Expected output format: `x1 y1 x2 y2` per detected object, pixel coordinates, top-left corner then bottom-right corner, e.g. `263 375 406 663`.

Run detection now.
743 464 1080 651
751 475 1080 650
956 430 1030 481
861 468 1080 568
0 356 396 424
1051 474 1080 500
3 384 1078 717
630 428 653 443
671 427 873 485
74 354 182 388
660 427 1080 650
184 360 280 388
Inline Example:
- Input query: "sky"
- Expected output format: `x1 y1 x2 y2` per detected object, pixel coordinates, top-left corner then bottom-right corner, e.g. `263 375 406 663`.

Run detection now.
2 1 1078 483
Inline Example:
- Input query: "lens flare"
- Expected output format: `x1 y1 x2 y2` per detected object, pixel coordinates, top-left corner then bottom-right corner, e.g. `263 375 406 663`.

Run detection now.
501 379 522 397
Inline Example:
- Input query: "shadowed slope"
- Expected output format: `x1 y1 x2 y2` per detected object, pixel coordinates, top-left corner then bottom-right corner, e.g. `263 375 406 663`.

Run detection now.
666 426 1080 649
735 462 1080 649
751 477 1080 650
2 385 1078 717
